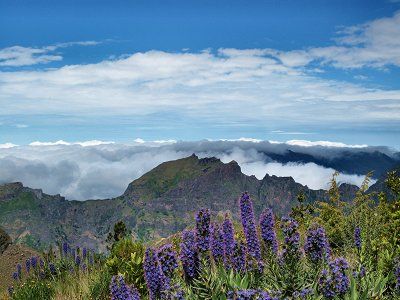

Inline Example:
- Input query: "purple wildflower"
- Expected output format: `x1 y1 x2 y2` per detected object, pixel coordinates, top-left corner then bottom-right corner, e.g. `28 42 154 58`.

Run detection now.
232 241 247 273
180 230 199 282
12 272 18 281
82 247 87 259
157 243 178 278
281 217 301 263
318 257 350 298
293 288 314 299
354 227 362 250
259 208 278 254
110 275 141 300
222 215 235 269
239 192 261 261
89 253 94 265
62 242 69 256
75 255 81 267
210 223 224 264
31 256 38 269
195 208 211 252
49 263 57 275
16 264 22 279
173 290 185 300
395 262 400 291
40 258 44 268
304 225 330 264
25 259 31 273
144 247 168 299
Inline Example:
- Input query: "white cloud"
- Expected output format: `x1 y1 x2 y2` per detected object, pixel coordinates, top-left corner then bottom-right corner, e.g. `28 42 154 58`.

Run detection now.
0 48 399 125
285 140 368 148
0 143 18 149
0 139 390 200
29 140 114 147
0 41 99 67
270 11 400 69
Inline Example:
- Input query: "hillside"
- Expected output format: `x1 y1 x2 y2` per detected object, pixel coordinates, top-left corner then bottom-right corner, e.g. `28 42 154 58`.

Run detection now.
0 154 360 252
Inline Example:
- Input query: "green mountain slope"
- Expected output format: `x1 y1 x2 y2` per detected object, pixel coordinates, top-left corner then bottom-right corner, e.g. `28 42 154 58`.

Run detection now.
0 155 358 252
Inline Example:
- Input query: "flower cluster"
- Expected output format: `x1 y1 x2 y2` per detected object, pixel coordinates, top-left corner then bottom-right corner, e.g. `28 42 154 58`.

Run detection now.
180 230 199 282
195 208 211 252
259 208 278 254
110 275 141 300
239 192 261 261
293 288 313 299
232 241 247 273
395 261 400 291
227 289 278 300
354 227 362 250
304 225 330 264
222 215 235 269
281 217 301 263
157 244 178 278
144 248 169 300
318 257 350 298
210 223 224 263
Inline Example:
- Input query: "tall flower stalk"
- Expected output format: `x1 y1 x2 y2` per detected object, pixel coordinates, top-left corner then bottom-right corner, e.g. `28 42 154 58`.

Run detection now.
239 192 261 261
259 208 278 255
210 223 224 264
195 208 211 253
180 230 199 282
304 225 330 265
222 215 235 269
144 248 168 299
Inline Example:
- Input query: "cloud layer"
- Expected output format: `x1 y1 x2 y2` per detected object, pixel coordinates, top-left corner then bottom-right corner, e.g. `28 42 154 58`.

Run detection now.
0 12 400 130
0 139 387 200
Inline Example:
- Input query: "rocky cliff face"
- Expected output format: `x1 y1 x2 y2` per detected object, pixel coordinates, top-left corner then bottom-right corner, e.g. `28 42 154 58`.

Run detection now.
0 155 360 251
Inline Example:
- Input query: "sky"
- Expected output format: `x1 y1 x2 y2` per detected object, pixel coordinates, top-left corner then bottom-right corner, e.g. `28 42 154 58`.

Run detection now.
1 0 400 148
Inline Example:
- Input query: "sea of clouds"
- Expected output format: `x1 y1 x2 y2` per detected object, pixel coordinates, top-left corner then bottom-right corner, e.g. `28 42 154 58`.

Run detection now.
0 139 392 200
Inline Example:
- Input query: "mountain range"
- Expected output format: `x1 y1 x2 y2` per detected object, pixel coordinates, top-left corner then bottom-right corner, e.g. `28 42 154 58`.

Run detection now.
0 154 393 252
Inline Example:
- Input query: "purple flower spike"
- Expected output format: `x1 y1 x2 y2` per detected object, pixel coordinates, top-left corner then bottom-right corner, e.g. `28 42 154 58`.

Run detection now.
304 225 330 264
25 259 31 273
232 241 247 273
75 255 81 267
239 192 261 261
180 230 199 282
31 256 38 269
395 262 400 291
110 275 141 300
354 227 362 250
222 215 235 269
157 243 178 278
259 208 278 254
16 264 22 279
144 247 169 300
318 257 350 298
210 223 224 264
62 242 69 256
281 217 301 263
195 208 211 252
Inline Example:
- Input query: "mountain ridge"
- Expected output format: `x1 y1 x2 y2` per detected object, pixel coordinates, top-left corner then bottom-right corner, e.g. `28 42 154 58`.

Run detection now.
0 154 378 252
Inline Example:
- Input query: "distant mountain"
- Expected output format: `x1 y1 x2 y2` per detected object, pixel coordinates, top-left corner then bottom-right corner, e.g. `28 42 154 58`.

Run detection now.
264 149 400 178
0 154 370 252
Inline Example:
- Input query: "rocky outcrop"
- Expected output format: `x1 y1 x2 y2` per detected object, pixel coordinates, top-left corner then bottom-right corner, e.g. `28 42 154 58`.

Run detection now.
0 227 11 254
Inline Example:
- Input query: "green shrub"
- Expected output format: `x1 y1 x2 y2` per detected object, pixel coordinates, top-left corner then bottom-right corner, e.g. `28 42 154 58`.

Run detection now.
10 279 54 300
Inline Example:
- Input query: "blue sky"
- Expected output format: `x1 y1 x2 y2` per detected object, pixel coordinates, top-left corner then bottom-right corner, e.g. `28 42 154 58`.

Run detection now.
1 0 400 148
